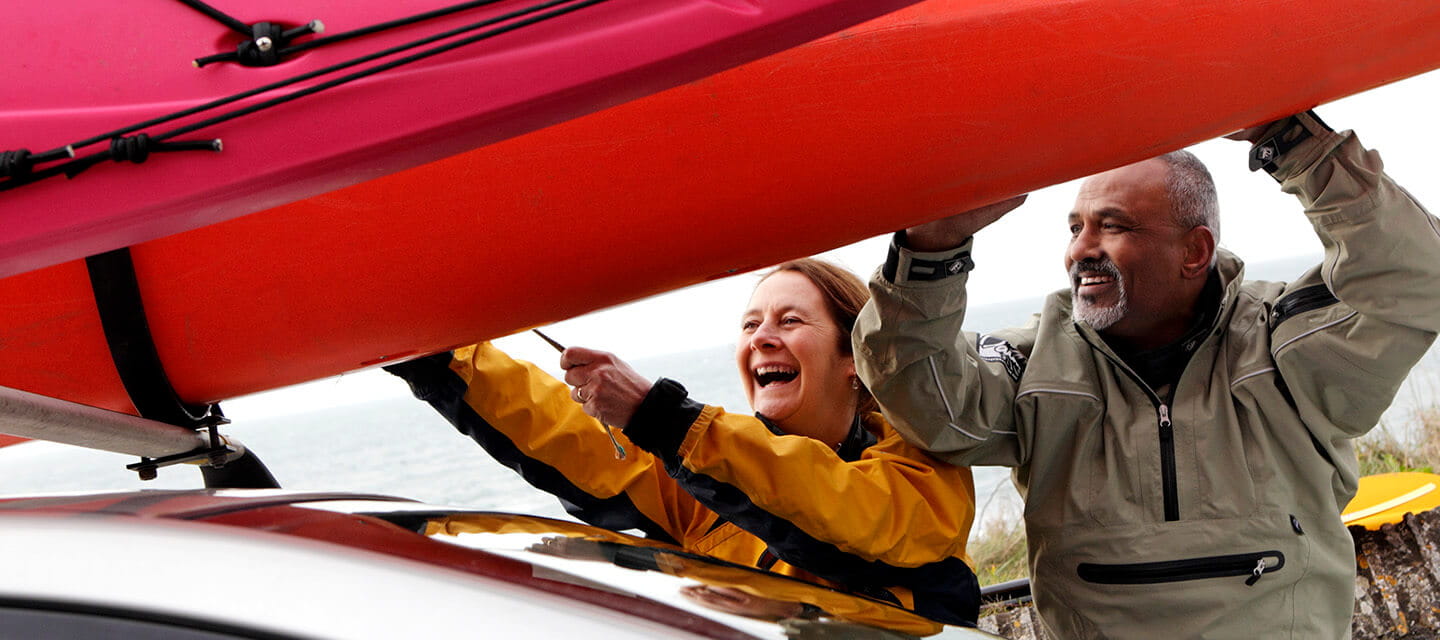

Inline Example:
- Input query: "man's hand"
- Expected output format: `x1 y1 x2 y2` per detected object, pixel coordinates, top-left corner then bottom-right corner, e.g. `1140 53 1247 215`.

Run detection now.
1225 115 1295 144
903 194 1027 252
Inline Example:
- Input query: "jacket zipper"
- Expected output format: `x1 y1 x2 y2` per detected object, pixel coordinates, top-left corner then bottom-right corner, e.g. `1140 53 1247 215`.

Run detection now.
1158 403 1177 521
1078 333 1181 522
1078 550 1284 586
1271 284 1339 327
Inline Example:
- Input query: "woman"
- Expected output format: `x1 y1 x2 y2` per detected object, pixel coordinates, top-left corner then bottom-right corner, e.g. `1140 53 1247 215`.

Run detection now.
385 259 979 629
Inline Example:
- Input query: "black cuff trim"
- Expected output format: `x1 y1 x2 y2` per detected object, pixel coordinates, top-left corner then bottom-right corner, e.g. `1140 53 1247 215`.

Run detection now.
882 231 904 282
624 378 705 458
381 351 456 403
885 232 974 283
1249 109 1330 174
904 250 974 281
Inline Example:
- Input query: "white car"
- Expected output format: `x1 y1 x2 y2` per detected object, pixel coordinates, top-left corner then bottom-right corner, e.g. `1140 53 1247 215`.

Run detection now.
0 489 1001 639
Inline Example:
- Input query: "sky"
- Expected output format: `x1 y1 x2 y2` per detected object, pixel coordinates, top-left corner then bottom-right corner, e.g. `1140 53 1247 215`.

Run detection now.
226 68 1440 418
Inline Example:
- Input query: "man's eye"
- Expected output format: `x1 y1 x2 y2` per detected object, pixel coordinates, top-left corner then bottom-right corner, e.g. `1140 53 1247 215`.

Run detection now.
782 317 802 325
1068 224 1082 235
741 320 758 331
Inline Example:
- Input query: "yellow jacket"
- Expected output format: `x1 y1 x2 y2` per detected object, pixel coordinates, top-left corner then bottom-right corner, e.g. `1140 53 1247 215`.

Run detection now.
385 342 979 629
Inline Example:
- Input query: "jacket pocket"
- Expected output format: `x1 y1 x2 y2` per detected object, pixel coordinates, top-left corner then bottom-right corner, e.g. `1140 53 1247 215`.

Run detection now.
1077 550 1284 586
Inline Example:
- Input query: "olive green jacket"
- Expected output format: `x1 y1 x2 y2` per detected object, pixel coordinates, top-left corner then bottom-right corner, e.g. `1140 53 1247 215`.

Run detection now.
855 118 1440 639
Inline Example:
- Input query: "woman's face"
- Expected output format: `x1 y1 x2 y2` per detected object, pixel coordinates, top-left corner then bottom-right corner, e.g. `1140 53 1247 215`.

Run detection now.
734 271 857 444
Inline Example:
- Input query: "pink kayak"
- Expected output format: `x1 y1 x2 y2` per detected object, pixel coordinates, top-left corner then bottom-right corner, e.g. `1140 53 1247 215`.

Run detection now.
0 0 918 279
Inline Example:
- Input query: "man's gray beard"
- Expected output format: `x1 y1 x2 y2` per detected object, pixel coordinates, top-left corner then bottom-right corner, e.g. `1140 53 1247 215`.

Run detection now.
1070 259 1128 330
1073 290 1128 330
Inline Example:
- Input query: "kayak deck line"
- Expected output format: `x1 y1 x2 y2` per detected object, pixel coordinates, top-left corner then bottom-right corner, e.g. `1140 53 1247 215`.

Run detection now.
1 0 614 193
184 0 539 68
1343 483 1437 524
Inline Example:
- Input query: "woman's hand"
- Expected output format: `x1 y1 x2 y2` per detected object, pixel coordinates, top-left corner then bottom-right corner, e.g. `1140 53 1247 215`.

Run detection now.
559 346 652 428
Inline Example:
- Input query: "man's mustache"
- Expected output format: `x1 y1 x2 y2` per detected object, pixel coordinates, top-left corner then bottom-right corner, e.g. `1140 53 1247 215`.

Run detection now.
1069 258 1122 284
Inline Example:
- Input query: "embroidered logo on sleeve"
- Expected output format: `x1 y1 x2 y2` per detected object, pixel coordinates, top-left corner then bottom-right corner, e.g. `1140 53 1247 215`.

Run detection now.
977 335 1027 382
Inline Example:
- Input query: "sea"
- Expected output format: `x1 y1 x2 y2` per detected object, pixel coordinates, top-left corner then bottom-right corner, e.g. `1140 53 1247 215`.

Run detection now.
2 254 1437 541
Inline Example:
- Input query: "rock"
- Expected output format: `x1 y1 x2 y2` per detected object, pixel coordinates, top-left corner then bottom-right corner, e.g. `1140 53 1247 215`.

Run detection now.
1351 509 1440 639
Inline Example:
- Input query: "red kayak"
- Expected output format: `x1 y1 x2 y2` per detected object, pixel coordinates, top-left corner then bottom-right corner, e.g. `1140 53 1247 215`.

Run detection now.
2 0 1439 419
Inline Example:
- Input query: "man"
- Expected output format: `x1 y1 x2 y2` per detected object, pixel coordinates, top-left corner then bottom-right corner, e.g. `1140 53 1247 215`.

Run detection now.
853 111 1440 638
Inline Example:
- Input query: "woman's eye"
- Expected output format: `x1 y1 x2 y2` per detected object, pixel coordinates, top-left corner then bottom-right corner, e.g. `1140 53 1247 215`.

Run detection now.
1068 224 1082 235
782 317 802 325
741 320 758 331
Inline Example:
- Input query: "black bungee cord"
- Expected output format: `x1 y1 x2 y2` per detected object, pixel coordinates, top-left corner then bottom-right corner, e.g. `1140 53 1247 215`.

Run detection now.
0 0 609 193
187 0 537 68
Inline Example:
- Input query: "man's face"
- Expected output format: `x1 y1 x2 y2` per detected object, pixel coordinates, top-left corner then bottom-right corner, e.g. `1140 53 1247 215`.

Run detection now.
1065 159 1195 345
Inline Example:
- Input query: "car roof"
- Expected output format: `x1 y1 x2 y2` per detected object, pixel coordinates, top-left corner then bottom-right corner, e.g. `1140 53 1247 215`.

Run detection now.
0 490 999 639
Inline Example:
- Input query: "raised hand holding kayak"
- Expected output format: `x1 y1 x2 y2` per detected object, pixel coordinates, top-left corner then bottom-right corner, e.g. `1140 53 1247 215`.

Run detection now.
902 194 1028 252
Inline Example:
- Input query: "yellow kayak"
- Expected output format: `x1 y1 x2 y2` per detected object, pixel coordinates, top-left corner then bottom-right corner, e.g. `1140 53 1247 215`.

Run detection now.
1342 472 1440 530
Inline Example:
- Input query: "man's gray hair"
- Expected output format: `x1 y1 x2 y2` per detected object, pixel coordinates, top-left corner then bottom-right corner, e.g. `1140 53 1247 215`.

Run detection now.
1158 150 1219 242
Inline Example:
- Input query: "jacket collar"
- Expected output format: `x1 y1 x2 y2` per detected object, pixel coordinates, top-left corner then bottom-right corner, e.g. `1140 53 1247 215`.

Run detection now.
755 413 877 462
1060 248 1248 371
1212 248 1247 333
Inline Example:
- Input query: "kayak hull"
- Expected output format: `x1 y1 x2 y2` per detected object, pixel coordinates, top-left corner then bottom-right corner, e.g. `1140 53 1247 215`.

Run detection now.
3 0 1440 415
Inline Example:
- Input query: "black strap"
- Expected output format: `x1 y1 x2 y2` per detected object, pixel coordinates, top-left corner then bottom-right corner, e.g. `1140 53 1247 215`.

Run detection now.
85 248 217 427
86 248 281 489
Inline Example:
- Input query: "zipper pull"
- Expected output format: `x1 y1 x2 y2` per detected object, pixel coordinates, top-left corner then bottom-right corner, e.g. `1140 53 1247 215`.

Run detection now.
1158 404 1172 429
1245 558 1267 586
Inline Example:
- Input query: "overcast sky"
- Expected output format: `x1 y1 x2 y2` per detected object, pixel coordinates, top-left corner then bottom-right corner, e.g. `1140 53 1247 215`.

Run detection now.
228 68 1440 419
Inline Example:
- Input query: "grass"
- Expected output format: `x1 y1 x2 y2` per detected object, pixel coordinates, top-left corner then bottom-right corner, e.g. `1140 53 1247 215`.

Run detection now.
969 503 1029 587
1358 404 1440 475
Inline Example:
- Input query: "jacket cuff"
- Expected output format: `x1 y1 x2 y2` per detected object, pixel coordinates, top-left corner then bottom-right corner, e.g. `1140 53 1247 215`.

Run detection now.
381 351 456 402
1249 110 1342 182
884 233 976 285
623 378 706 458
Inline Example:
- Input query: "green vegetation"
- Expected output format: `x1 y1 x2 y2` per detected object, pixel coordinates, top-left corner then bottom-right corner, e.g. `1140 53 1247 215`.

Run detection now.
1357 404 1440 475
969 507 1029 586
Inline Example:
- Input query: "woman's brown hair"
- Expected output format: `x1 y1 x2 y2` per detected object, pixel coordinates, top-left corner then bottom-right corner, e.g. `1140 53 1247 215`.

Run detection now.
759 258 879 415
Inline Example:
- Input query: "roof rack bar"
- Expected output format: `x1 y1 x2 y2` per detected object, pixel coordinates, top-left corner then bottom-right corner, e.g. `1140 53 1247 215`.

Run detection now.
0 385 207 458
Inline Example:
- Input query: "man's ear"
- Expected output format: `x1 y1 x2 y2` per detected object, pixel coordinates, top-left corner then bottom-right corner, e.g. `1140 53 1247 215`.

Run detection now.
1181 225 1216 279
